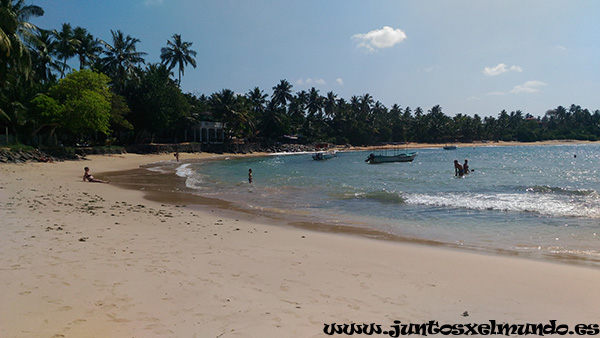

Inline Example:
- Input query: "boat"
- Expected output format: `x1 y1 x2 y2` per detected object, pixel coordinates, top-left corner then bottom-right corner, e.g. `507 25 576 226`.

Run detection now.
443 145 457 150
312 150 337 160
365 152 417 164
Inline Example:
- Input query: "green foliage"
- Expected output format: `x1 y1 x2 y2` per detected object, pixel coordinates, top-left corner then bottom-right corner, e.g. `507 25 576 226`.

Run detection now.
31 94 62 123
3 1 600 147
125 63 190 141
209 89 254 140
47 69 112 135
109 94 133 131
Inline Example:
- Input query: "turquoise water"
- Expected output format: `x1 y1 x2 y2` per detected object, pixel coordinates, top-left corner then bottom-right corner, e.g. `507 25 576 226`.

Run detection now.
156 144 600 264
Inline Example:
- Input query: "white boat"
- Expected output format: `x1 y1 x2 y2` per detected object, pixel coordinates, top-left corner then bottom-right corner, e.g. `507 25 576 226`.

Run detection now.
365 152 417 164
312 150 337 160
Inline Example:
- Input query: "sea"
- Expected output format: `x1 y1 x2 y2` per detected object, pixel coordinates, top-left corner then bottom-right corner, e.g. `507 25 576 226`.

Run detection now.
135 144 600 266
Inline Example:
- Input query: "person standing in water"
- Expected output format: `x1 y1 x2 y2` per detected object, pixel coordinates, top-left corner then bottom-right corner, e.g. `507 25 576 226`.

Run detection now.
463 159 470 174
454 160 464 177
248 168 253 184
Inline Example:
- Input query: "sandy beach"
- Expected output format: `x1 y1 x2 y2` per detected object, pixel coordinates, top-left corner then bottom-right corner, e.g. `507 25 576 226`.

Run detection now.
2 151 600 338
343 139 600 151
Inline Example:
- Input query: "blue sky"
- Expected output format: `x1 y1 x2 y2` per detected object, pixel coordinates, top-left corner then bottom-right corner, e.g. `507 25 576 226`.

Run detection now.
31 0 600 118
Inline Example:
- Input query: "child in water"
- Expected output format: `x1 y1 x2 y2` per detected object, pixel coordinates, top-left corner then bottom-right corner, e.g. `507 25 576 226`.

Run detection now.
248 168 253 184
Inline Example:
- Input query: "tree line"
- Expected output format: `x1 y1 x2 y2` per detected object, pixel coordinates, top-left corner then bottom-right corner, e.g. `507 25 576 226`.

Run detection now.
2 0 600 148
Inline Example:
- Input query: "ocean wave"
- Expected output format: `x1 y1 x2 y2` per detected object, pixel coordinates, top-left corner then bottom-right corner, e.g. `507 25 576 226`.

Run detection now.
175 163 205 189
406 192 600 219
145 166 171 173
175 163 192 177
343 190 406 204
524 185 598 196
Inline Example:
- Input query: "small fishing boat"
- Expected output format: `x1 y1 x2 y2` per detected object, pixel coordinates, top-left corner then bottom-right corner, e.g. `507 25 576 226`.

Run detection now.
365 152 417 164
312 150 337 160
443 145 457 150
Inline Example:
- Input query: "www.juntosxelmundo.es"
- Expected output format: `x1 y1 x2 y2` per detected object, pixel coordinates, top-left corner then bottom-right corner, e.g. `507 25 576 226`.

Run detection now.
323 320 600 336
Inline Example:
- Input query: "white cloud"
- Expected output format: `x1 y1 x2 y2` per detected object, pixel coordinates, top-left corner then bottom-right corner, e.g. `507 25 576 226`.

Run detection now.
483 63 523 76
296 78 326 86
511 80 547 94
336 78 344 85
352 26 407 52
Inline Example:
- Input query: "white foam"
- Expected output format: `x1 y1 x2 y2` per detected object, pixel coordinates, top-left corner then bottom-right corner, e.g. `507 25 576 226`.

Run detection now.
175 163 192 177
406 192 600 219
175 163 205 189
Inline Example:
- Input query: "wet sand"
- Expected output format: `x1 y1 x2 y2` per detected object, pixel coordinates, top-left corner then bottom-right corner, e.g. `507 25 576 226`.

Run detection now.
1 151 600 337
105 157 600 267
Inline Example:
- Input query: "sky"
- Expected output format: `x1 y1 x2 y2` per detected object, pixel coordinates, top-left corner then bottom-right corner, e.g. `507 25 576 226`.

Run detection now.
31 0 600 118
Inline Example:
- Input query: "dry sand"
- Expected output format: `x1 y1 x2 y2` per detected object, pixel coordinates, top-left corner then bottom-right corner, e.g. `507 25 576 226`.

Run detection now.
1 151 600 338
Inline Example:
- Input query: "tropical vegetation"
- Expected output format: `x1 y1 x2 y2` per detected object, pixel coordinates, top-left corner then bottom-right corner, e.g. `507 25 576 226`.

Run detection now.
2 0 600 150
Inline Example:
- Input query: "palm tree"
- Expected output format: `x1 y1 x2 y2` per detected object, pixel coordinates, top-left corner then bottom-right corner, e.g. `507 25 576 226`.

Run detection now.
306 87 323 119
323 91 337 119
286 91 306 133
210 89 253 140
0 0 43 140
358 93 374 122
425 105 450 142
246 87 268 114
303 87 325 139
260 102 288 140
0 0 44 80
245 87 267 141
73 26 103 70
101 30 147 92
160 33 197 85
53 23 76 78
271 79 294 109
30 29 60 83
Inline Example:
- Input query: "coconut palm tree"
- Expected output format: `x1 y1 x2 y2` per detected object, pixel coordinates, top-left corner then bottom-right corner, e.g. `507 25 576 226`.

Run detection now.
210 89 253 140
323 91 337 119
53 23 76 78
30 28 60 83
73 26 103 70
0 0 44 80
160 33 197 85
101 30 147 92
271 79 293 109
306 87 323 119
246 87 268 135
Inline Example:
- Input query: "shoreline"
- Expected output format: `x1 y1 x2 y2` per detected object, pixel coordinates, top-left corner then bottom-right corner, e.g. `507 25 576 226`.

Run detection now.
2 152 600 337
340 139 599 151
105 157 600 269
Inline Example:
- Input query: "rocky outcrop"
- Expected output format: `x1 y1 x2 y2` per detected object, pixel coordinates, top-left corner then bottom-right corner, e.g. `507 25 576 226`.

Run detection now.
0 142 335 163
0 148 56 163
